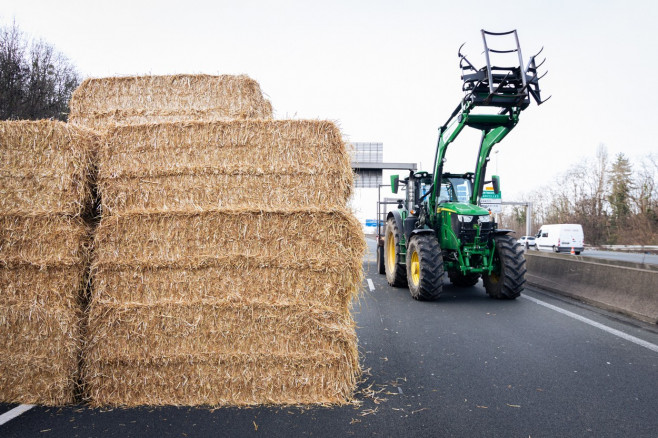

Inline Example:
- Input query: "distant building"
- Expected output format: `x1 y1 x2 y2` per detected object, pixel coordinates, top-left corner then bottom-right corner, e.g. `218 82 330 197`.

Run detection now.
349 142 416 234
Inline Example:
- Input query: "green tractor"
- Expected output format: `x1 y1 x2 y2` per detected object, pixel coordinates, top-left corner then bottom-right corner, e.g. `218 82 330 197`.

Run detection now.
377 29 548 300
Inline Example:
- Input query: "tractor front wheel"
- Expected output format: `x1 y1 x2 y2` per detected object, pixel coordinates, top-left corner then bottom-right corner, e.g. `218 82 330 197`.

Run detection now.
406 234 444 301
384 218 407 287
483 234 526 300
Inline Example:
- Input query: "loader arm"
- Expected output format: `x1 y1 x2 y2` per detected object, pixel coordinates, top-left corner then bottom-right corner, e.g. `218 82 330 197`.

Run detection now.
428 29 547 215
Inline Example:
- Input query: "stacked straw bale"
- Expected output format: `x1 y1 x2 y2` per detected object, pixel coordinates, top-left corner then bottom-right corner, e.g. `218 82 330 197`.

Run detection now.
69 74 273 129
85 116 365 406
0 121 94 405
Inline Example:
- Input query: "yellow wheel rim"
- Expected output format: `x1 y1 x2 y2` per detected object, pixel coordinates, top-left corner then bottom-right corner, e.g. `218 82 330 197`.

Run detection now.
410 251 420 286
386 231 396 274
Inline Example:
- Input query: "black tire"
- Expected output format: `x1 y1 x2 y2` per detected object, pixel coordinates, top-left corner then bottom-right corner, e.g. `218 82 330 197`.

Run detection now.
405 234 444 301
448 271 480 287
384 218 407 287
575 251 581 255
483 234 526 300
376 244 385 275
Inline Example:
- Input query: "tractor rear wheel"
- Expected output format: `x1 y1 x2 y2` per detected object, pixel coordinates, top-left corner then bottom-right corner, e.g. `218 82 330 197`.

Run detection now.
448 271 480 287
483 234 526 300
406 234 444 301
384 218 407 287
376 244 385 274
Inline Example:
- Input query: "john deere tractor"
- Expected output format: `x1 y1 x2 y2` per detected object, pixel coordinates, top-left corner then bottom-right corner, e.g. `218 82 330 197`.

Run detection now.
378 29 548 300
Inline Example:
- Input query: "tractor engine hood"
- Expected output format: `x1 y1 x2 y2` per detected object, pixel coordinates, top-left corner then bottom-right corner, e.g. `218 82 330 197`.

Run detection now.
438 202 490 217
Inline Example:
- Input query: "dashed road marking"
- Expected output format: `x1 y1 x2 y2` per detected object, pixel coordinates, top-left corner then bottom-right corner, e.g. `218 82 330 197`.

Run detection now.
367 279 375 291
0 404 35 426
522 295 658 353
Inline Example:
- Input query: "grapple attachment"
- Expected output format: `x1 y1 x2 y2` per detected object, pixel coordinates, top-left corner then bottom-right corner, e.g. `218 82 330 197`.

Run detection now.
459 29 549 109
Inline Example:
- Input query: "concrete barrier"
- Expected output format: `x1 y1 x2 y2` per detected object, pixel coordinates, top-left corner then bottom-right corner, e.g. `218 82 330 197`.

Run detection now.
524 251 658 324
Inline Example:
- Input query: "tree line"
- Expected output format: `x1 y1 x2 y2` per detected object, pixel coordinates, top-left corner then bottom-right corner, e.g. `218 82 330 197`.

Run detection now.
0 21 79 121
502 145 658 246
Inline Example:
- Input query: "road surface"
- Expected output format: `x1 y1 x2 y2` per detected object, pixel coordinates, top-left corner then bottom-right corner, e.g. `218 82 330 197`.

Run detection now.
1 239 657 437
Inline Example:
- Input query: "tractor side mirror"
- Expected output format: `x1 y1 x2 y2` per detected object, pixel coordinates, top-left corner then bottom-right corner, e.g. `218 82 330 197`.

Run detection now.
391 174 400 194
492 175 500 195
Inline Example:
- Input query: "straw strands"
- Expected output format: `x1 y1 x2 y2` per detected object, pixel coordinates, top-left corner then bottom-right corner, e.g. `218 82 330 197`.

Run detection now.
93 263 358 309
69 74 273 129
85 302 357 362
85 354 357 406
0 216 89 267
97 120 353 213
93 210 362 267
0 121 95 216
0 121 93 405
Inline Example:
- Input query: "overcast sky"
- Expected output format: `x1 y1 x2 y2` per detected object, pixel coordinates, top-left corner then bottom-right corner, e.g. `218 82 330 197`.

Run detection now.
2 0 657 199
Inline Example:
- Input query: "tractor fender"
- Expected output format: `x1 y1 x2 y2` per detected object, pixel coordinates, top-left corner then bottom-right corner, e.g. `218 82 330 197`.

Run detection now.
494 229 515 235
387 210 404 238
411 229 435 236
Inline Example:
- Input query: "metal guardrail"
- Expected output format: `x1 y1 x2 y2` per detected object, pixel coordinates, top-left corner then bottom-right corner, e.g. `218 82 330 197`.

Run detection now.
597 245 658 252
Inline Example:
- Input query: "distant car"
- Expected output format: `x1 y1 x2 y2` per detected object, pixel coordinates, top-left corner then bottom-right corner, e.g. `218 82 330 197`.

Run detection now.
535 224 584 254
518 236 536 248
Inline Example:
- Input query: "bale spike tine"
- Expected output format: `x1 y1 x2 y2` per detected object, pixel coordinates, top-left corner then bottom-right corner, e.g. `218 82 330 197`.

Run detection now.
458 42 466 57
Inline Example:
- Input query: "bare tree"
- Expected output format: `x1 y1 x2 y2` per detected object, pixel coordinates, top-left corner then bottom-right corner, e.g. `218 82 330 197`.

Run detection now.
0 21 25 119
0 21 80 121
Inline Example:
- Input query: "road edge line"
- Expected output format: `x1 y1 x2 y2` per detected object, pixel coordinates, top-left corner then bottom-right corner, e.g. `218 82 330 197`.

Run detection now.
521 295 658 353
0 404 35 426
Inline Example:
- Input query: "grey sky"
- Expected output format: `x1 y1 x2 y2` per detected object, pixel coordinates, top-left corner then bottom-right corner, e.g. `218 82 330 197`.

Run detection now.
2 0 657 199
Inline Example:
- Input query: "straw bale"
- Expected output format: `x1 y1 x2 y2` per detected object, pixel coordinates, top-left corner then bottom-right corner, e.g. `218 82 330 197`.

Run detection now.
97 120 353 213
0 215 89 267
0 304 81 360
84 353 356 407
0 120 96 216
0 265 86 309
92 209 364 269
0 304 80 405
69 74 273 128
99 172 351 213
93 264 357 309
85 301 357 362
0 357 77 405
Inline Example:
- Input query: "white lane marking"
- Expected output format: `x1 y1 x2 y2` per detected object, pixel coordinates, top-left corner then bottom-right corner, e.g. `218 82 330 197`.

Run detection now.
0 404 35 426
521 295 658 353
367 279 375 292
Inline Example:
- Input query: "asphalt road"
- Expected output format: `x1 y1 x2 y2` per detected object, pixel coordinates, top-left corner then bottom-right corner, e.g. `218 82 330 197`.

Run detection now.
2 239 657 437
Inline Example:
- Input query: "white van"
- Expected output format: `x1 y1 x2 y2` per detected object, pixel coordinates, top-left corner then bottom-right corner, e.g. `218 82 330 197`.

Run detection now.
535 224 584 254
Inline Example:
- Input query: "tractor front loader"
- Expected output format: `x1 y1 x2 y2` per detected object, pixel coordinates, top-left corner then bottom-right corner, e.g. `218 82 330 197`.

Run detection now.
378 29 548 301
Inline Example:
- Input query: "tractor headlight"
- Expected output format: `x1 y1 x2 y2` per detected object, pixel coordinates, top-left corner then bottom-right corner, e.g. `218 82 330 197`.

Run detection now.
478 215 491 223
458 215 474 223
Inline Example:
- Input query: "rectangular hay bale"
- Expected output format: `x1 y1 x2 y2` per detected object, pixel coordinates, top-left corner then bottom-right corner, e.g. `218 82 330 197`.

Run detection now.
69 74 273 128
0 304 81 405
99 172 351 213
93 264 358 309
84 354 356 407
85 301 357 362
0 120 96 216
0 215 89 266
97 120 353 213
93 210 363 269
0 265 86 309
0 356 78 405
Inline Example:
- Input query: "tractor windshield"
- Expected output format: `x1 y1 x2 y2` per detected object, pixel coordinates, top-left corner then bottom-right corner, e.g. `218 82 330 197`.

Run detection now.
437 177 472 203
